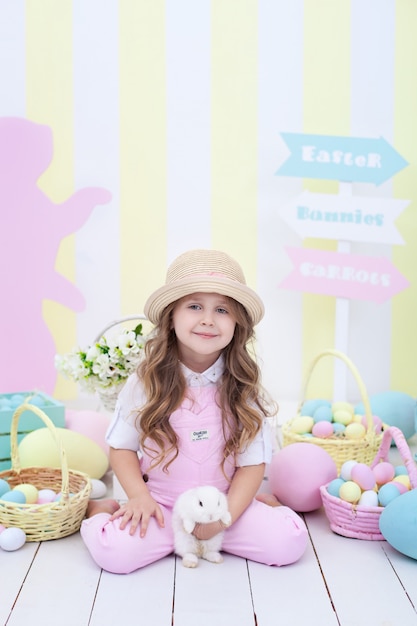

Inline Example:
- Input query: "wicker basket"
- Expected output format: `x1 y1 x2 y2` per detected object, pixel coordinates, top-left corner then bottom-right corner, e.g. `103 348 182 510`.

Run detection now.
93 314 148 412
0 403 91 541
282 349 383 473
320 426 417 540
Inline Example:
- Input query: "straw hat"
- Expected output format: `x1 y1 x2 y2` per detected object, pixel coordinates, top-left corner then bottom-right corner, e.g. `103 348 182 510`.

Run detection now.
144 249 264 325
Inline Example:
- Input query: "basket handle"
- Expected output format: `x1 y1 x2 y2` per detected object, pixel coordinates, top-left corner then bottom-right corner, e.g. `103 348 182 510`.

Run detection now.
10 403 71 501
93 314 147 343
370 425 417 489
298 349 374 434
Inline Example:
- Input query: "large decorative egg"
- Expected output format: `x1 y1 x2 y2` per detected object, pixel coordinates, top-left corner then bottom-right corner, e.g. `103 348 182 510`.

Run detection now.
355 391 416 440
379 490 417 560
65 409 110 457
268 443 337 512
18 427 109 479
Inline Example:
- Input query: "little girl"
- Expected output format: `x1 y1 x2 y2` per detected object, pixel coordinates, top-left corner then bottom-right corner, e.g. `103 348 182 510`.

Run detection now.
81 249 308 573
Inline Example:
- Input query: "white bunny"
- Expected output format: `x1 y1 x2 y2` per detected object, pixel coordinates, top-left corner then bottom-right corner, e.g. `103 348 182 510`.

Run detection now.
172 485 232 568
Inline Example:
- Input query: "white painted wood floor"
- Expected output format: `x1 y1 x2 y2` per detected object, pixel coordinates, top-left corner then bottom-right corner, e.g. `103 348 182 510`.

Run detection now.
2 403 417 626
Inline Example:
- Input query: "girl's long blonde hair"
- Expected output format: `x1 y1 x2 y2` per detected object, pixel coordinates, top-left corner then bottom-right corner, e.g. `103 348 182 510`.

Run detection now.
137 297 275 473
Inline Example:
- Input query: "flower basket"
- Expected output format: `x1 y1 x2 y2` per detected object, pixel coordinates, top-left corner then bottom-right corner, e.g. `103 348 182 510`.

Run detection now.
320 426 417 540
55 314 148 412
282 349 383 473
0 403 91 541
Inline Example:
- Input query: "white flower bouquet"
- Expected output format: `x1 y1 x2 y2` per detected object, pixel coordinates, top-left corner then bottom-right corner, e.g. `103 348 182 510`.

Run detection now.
55 323 145 396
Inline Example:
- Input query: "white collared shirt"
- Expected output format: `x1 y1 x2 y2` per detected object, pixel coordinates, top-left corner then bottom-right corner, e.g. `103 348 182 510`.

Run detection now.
105 355 273 466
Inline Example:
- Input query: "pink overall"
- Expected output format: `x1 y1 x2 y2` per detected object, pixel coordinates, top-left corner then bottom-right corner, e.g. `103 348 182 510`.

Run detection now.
81 387 308 573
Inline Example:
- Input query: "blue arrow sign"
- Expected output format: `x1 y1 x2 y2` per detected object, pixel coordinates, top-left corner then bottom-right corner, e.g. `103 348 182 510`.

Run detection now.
275 133 408 185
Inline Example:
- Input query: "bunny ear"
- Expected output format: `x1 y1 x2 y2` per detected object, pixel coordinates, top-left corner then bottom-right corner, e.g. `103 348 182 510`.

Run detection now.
221 512 232 527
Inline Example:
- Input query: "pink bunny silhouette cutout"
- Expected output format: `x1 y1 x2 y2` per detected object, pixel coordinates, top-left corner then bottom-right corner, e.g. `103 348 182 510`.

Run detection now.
0 117 112 394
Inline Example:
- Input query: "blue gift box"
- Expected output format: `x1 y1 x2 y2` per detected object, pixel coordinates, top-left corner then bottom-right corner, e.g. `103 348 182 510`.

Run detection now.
0 391 65 470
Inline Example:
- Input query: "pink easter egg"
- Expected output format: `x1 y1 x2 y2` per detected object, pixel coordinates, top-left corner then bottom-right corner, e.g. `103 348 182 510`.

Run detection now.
65 409 110 457
373 462 395 485
312 421 334 438
361 414 383 434
390 480 409 495
351 463 376 491
269 443 337 512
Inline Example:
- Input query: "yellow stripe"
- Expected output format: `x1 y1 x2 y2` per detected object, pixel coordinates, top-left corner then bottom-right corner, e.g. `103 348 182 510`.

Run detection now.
119 2 167 315
391 2 417 394
302 0 351 397
25 0 75 398
211 0 258 288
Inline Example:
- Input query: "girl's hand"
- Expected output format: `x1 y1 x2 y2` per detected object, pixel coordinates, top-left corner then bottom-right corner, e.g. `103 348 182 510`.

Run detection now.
110 493 165 538
192 519 229 541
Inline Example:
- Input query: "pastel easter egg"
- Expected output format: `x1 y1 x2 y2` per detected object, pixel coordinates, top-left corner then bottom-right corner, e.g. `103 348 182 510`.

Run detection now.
0 527 26 551
90 478 107 499
333 409 353 426
392 474 411 490
312 421 334 438
339 481 361 504
269 443 337 512
13 483 39 504
351 463 376 491
359 490 379 507
360 414 383 434
0 478 10 497
332 422 346 436
10 394 25 407
344 423 366 440
394 465 408 476
340 460 358 481
290 416 314 435
326 478 345 498
355 391 416 440
373 462 395 486
0 490 26 504
379 489 417 560
332 401 354 415
390 480 409 495
18 427 109 479
313 405 333 423
378 483 401 507
65 409 110 457
300 399 330 416
37 488 57 503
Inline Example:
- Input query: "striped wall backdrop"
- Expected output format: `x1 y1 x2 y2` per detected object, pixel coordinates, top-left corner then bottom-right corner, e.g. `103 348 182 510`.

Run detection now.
0 0 416 405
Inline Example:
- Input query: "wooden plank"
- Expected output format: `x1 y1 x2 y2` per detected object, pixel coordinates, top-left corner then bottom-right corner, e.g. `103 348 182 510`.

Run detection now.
381 543 417 612
89 555 175 626
0 541 39 626
7 534 100 626
248 531 339 626
306 508 417 625
173 553 255 626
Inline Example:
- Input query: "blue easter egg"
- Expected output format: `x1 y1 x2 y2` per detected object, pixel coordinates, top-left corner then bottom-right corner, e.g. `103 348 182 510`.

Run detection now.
355 391 416 440
332 422 346 435
0 479 10 497
301 399 331 416
377 483 401 507
10 394 25 407
379 490 417 560
313 405 333 423
28 395 45 407
1 490 26 504
326 478 345 498
0 397 11 409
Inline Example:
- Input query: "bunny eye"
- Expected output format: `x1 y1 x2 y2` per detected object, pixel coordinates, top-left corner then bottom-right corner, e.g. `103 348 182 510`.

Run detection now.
199 501 203 507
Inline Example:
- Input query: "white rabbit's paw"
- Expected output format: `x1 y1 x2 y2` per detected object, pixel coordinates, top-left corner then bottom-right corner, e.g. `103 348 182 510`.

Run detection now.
182 553 199 568
204 551 223 564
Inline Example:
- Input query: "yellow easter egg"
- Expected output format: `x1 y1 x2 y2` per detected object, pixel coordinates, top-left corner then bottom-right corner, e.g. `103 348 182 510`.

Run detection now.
333 409 354 426
18 428 109 479
352 414 363 423
393 474 411 490
13 483 38 504
339 481 362 504
332 401 354 415
290 416 314 434
344 422 366 440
